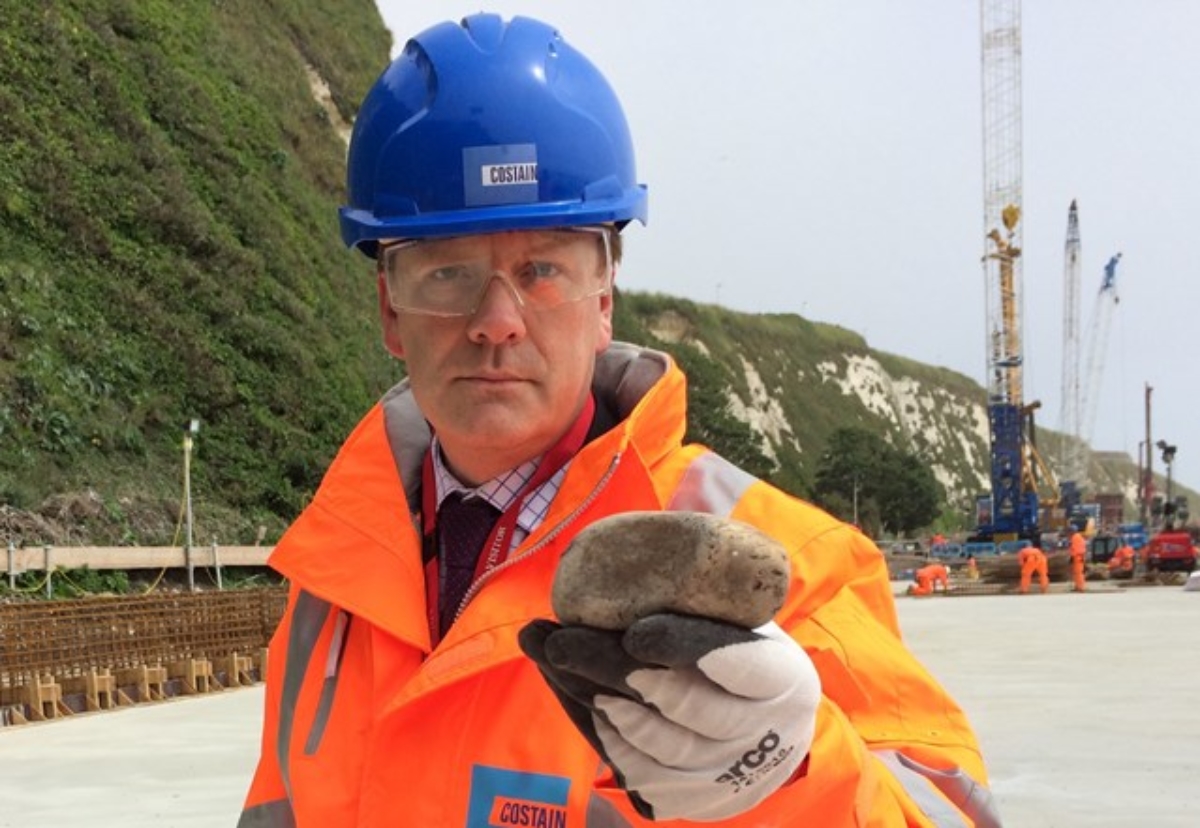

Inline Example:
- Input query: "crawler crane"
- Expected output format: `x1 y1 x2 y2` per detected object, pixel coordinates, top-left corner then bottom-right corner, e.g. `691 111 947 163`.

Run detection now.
972 0 1059 543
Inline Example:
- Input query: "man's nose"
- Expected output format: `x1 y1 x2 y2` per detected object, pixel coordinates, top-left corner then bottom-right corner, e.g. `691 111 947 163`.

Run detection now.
467 273 528 340
476 272 526 311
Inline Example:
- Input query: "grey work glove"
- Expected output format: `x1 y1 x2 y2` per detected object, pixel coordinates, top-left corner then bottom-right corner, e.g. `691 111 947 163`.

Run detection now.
518 613 821 822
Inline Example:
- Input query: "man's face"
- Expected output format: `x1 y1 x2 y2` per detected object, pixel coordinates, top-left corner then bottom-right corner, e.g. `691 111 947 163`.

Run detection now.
377 229 614 485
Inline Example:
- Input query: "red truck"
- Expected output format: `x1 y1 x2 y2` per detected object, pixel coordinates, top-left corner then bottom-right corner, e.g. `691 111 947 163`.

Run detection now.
1140 531 1198 573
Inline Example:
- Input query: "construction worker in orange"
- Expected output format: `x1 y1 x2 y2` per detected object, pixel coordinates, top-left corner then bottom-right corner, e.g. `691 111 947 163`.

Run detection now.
1069 530 1088 592
1108 544 1135 576
965 555 980 581
910 562 950 596
1018 545 1050 594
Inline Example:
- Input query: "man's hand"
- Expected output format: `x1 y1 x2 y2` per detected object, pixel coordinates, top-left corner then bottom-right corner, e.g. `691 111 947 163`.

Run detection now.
519 613 821 822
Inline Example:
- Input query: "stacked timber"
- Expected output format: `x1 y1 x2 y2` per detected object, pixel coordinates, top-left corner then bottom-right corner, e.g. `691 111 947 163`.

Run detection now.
974 549 1071 584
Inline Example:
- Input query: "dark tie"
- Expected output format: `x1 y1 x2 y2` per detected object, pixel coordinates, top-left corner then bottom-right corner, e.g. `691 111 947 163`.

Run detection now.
438 492 501 635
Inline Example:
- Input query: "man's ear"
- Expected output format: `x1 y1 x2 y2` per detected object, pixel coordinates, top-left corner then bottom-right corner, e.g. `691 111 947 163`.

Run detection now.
595 271 615 353
596 291 614 354
378 271 406 359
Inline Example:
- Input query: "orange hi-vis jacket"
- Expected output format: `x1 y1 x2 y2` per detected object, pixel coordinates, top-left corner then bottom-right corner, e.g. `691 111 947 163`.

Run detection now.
1069 533 1086 565
916 563 949 584
239 343 998 827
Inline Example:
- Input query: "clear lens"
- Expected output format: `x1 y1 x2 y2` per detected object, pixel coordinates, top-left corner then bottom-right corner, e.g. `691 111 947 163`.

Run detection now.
381 227 612 317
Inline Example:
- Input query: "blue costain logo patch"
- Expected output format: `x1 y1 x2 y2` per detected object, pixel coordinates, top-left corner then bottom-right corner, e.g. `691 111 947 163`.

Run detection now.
463 144 539 207
465 765 569 828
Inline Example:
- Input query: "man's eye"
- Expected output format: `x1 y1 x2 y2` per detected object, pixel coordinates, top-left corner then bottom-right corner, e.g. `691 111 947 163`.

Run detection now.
425 265 477 285
524 261 563 280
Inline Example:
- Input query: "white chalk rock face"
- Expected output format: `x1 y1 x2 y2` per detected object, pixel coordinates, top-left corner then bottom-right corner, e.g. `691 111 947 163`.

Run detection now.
551 511 791 630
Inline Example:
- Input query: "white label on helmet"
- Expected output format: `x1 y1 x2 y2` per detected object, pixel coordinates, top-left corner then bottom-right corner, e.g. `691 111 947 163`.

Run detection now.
481 163 538 186
463 144 539 207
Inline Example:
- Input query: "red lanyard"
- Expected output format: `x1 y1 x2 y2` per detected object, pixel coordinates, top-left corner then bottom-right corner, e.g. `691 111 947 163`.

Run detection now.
421 395 596 644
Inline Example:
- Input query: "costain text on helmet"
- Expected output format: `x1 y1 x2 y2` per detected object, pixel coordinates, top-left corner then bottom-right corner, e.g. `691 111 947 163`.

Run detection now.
482 162 538 186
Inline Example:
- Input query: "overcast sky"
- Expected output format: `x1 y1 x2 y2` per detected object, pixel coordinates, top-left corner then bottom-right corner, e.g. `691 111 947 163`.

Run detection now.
373 1 1200 493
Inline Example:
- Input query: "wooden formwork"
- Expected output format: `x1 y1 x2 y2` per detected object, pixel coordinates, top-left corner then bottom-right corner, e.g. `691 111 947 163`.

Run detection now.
0 587 286 721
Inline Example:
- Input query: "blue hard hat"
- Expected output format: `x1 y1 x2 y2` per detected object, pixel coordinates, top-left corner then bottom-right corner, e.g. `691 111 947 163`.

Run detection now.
340 13 648 256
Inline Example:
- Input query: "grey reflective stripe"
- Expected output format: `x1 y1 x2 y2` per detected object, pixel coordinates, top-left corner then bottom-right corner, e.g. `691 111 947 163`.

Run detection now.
304 610 350 755
277 590 332 801
237 799 297 828
586 782 634 826
666 451 758 517
586 794 634 827
380 378 431 504
875 750 1003 828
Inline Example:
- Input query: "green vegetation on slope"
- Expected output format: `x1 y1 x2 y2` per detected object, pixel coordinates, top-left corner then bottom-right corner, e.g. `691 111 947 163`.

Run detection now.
0 1 399 540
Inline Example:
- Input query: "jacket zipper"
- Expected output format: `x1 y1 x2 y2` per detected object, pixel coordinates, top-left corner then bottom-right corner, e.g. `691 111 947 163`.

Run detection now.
452 454 622 623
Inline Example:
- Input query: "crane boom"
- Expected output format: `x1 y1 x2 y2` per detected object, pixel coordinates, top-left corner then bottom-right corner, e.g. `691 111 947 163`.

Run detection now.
1078 253 1122 477
1059 200 1084 484
980 0 1024 413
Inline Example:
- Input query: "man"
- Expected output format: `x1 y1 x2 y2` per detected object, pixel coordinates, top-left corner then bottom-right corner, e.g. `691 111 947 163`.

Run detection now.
1069 530 1088 592
240 13 998 827
966 554 980 581
910 561 950 596
1017 545 1050 595
1107 543 1135 577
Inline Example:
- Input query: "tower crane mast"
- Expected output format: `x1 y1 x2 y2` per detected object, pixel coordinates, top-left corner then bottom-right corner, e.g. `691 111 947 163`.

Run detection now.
1059 201 1084 486
1057 210 1121 509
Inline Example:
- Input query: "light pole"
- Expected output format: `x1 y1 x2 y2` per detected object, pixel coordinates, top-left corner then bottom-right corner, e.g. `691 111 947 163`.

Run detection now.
1138 439 1147 523
1157 439 1177 529
183 419 200 591
852 474 860 528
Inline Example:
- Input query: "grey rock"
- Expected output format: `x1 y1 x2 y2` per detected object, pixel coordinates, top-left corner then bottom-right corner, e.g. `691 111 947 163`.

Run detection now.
552 511 791 630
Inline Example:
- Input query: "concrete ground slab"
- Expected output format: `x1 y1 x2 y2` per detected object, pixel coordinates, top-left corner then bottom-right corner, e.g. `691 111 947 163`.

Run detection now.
900 586 1200 827
0 687 263 827
0 586 1196 826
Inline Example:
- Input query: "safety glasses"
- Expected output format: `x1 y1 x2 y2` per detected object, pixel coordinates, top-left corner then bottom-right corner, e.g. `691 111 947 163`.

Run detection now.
379 226 612 317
